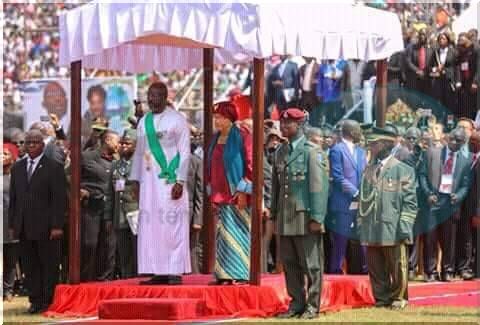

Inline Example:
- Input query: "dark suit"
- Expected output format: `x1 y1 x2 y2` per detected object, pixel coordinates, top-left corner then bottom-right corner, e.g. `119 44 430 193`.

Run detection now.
299 61 319 112
419 146 472 276
429 46 457 120
267 60 300 111
187 152 203 274
455 46 480 119
457 153 479 275
327 141 367 274
9 154 67 307
44 138 66 165
405 45 433 102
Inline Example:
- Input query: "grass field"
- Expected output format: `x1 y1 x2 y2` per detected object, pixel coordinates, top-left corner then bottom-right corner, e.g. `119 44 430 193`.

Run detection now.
3 297 479 323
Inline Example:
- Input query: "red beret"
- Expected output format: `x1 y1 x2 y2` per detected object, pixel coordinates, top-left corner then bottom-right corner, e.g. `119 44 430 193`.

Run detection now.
3 143 19 161
231 94 252 120
213 101 238 122
280 108 305 121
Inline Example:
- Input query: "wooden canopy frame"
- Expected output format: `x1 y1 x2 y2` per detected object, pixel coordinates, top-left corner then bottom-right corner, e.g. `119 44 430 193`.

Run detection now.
68 51 387 286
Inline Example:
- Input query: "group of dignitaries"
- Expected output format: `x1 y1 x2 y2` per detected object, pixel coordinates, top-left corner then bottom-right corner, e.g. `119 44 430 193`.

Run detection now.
6 80 480 318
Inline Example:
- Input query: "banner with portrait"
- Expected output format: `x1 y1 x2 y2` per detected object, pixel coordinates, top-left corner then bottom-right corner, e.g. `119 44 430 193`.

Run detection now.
20 77 137 138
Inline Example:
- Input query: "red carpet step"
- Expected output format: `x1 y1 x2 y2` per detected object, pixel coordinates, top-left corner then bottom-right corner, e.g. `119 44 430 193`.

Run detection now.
44 274 374 319
98 298 205 320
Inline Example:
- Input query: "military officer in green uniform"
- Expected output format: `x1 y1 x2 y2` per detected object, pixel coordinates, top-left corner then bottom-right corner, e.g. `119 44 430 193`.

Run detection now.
357 127 418 309
271 108 329 319
104 129 139 279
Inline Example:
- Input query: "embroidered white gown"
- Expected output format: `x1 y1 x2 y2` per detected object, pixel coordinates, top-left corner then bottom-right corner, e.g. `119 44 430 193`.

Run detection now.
130 107 191 274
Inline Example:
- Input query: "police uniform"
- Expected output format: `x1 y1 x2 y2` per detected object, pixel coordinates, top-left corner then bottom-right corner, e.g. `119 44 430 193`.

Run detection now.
104 129 139 278
357 127 418 309
271 109 329 318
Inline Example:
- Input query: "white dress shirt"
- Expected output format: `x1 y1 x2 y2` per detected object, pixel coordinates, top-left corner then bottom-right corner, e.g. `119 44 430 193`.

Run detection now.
342 138 355 157
26 153 44 176
439 47 448 65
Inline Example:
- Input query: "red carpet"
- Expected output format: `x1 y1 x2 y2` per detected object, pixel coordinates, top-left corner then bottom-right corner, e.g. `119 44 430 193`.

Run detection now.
44 275 479 321
409 280 480 307
44 274 374 319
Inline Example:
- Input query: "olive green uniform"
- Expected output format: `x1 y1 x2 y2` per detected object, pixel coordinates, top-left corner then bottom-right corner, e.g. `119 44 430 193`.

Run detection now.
105 158 139 278
357 156 417 307
271 135 329 313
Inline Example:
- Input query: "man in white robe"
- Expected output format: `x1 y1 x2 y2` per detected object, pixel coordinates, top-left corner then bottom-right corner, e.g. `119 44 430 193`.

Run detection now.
130 82 191 284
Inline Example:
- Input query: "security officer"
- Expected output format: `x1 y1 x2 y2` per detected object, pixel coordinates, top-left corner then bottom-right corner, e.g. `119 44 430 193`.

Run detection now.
357 127 417 309
80 129 120 281
104 129 139 279
272 108 329 319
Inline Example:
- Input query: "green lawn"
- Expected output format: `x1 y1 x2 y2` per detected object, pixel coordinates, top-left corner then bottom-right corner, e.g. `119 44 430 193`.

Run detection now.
3 297 479 323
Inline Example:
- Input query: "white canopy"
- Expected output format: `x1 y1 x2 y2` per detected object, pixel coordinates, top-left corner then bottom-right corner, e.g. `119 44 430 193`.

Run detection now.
59 1 404 73
453 1 480 37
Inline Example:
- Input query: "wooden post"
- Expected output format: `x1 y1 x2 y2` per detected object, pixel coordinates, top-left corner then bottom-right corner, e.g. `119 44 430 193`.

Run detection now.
202 48 215 274
376 59 387 128
250 58 265 285
69 61 82 284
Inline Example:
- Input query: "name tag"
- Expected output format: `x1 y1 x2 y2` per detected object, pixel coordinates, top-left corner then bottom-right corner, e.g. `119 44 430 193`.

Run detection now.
461 62 469 71
115 179 126 192
439 174 453 194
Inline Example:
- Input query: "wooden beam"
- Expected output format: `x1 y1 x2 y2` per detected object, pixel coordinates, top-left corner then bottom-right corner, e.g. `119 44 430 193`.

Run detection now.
202 48 215 274
68 61 82 284
375 59 388 128
250 57 265 285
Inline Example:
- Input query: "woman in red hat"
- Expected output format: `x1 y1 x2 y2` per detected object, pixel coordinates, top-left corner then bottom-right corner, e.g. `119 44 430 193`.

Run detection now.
206 101 253 285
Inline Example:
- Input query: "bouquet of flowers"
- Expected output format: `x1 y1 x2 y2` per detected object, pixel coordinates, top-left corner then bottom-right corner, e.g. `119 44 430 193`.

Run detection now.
386 99 416 134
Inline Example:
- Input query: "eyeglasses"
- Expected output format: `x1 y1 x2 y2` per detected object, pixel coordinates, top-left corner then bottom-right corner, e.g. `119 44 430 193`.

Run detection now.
14 141 25 145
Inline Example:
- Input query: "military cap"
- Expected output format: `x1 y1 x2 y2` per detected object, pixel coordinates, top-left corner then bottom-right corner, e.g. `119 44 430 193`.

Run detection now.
122 128 137 141
280 108 305 121
92 116 109 131
384 123 400 137
365 126 397 144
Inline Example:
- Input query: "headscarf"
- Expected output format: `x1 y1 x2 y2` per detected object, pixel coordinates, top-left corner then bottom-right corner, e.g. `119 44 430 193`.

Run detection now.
213 101 238 122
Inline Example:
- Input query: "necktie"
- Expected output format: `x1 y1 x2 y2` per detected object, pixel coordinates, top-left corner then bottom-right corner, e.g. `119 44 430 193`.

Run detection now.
472 153 478 169
289 143 294 154
374 163 382 180
418 47 426 70
443 151 454 175
27 159 35 181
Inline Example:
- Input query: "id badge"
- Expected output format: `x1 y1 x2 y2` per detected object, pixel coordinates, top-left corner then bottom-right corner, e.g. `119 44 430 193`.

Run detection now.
115 179 126 192
439 174 453 194
461 62 469 71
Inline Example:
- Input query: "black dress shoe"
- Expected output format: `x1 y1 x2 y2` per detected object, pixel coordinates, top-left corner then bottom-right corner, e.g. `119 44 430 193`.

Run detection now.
424 273 437 282
300 307 318 319
140 275 182 285
441 273 454 282
27 304 48 314
460 270 474 281
276 309 303 318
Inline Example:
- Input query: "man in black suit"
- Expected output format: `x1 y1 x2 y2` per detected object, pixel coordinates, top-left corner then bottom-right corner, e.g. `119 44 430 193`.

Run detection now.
419 128 472 282
266 55 300 113
8 130 67 313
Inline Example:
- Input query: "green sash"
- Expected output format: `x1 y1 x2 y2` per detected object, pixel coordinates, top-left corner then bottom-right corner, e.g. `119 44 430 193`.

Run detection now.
144 112 180 184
